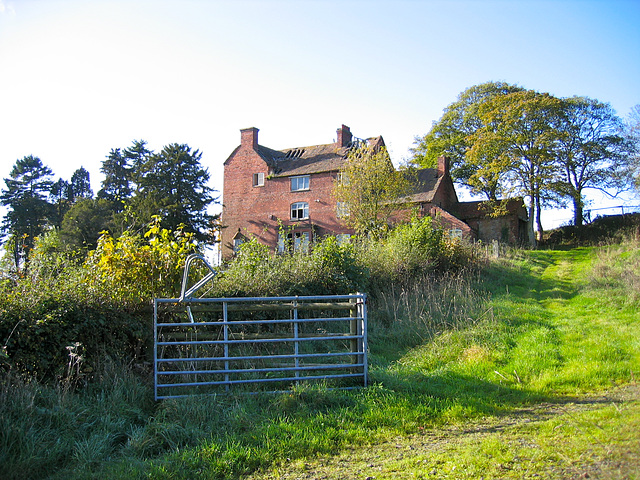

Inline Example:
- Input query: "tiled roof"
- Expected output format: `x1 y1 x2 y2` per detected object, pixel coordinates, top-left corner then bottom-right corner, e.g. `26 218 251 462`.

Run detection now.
398 168 443 203
456 198 528 220
256 136 385 177
261 143 351 177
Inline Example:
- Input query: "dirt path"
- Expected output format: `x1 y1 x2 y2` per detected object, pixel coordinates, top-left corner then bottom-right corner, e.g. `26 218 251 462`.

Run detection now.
248 383 640 480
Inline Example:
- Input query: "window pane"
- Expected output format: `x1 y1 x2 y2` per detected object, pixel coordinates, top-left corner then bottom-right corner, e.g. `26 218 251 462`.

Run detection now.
336 202 349 218
449 228 463 240
336 234 351 245
277 232 286 253
253 172 264 187
337 172 349 185
291 175 309 191
291 202 309 220
294 232 310 253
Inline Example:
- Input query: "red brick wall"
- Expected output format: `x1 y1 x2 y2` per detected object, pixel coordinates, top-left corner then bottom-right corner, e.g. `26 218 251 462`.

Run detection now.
431 176 459 211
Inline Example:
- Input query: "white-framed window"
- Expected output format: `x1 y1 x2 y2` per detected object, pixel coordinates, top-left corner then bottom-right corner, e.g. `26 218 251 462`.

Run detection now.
277 232 287 254
336 201 349 218
293 232 310 253
336 172 349 185
449 228 463 240
277 230 311 254
336 234 351 245
291 175 310 191
291 202 309 220
253 172 265 187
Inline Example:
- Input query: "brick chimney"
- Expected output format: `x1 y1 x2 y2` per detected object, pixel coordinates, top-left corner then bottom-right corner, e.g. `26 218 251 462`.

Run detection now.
240 127 259 149
437 155 450 177
336 124 352 147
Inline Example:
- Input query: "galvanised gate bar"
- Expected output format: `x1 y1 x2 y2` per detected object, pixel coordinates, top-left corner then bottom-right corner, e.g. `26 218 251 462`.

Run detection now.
153 294 368 400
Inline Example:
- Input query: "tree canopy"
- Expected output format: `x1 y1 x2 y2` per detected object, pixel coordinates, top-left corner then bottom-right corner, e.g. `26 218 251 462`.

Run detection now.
1 156 54 269
333 143 410 238
625 104 640 190
412 81 524 189
413 83 633 239
468 90 565 241
1 141 218 268
555 97 628 226
135 143 217 240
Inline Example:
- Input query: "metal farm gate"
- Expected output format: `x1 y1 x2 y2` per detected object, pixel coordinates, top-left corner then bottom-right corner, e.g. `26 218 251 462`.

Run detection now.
153 293 368 400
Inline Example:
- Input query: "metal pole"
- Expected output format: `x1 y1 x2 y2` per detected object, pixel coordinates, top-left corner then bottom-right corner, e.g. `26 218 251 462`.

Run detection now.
294 297 299 381
223 301 229 392
153 299 159 401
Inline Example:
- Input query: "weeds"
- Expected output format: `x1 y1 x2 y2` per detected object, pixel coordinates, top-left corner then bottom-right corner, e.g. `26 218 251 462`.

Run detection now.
1 223 639 478
588 235 640 304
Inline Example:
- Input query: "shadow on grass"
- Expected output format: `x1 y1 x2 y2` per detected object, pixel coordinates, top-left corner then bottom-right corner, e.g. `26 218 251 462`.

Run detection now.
57 248 596 479
479 248 592 304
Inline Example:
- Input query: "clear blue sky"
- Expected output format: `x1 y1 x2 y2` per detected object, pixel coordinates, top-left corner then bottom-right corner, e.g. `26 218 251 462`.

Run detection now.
1 0 639 228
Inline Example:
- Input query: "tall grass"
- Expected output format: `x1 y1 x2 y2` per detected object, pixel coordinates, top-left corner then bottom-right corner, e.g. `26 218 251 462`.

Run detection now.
2 227 639 479
587 235 640 304
368 267 489 363
0 360 153 480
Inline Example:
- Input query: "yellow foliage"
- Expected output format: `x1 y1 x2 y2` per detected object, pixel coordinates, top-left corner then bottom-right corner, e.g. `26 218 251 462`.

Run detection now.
84 217 198 305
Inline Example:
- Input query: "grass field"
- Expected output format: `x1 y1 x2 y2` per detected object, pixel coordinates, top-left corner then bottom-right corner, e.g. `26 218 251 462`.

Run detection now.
1 238 639 479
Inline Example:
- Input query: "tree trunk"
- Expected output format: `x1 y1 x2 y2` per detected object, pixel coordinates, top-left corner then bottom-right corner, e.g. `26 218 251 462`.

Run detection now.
573 195 584 226
535 193 544 244
527 201 536 247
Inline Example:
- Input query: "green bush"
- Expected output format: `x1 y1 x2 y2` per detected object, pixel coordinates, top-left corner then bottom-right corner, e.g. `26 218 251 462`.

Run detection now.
0 219 198 379
359 216 471 293
212 236 366 297
0 216 472 381
84 216 199 304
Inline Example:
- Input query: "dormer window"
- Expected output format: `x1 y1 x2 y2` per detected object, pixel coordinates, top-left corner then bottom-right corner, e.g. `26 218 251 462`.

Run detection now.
253 172 265 187
291 175 309 191
291 202 309 220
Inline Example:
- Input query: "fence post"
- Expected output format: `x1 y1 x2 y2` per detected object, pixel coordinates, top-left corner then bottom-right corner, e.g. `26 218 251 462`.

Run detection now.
350 295 363 376
293 297 300 382
223 301 229 392
359 293 368 386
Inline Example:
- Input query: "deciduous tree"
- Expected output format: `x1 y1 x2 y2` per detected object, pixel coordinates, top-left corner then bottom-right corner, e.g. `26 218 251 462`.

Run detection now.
468 90 565 243
59 198 115 250
624 104 640 190
555 97 628 226
334 144 410 238
412 81 524 194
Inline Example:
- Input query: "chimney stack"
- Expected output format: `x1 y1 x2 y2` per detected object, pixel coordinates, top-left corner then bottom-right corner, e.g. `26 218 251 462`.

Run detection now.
336 124 352 147
437 155 450 177
240 127 259 149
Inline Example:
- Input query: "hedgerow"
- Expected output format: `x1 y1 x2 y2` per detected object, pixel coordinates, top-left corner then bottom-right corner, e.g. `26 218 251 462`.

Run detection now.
1 215 471 380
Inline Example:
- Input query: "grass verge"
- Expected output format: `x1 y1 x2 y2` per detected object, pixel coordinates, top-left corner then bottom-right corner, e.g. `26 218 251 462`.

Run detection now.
2 239 639 479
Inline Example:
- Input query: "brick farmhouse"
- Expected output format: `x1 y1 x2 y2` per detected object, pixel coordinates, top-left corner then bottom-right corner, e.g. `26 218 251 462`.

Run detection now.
220 124 529 258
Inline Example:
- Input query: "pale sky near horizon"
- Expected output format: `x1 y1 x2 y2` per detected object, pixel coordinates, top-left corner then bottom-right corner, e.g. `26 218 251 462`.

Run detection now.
1 0 639 229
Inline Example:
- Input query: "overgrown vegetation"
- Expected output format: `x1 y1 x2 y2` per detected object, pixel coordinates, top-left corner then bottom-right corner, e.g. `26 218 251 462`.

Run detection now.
1 140 218 272
1 218 639 479
1 215 465 379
